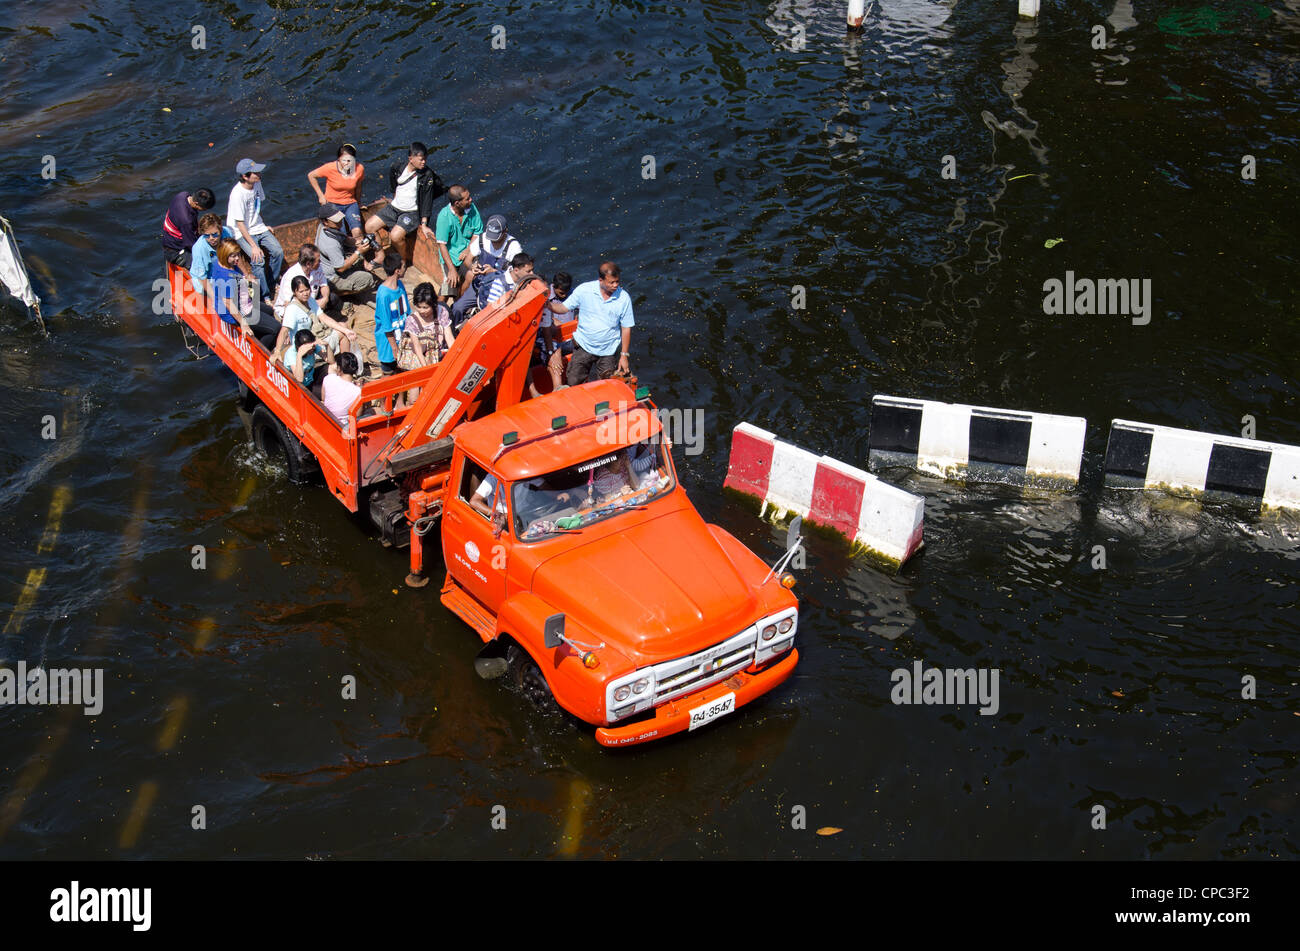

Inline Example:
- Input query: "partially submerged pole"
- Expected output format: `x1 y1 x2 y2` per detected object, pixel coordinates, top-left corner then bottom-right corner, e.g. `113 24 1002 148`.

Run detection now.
847 0 865 32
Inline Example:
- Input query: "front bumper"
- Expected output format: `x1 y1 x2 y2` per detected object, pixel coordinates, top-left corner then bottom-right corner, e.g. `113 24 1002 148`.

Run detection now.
594 648 799 748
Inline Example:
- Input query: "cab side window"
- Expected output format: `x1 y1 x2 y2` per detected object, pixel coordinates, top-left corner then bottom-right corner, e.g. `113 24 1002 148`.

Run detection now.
460 459 488 506
459 458 500 521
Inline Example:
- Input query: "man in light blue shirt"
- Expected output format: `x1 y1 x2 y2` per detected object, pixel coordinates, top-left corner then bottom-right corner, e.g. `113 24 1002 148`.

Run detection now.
189 213 235 298
547 261 634 386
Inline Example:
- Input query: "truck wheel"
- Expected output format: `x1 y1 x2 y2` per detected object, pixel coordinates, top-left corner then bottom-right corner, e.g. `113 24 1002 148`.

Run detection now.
250 405 310 484
507 644 555 709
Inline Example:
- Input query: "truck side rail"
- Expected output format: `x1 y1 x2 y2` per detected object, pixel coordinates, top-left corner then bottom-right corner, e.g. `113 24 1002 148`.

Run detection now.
168 259 548 509
168 264 360 509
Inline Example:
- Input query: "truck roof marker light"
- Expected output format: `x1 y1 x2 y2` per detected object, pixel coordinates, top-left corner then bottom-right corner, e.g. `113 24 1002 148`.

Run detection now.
551 416 566 430
594 401 610 416
635 386 650 400
780 573 797 589
502 431 518 445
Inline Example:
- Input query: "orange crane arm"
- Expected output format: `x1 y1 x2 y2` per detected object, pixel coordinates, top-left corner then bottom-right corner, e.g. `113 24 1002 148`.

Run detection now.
386 276 548 458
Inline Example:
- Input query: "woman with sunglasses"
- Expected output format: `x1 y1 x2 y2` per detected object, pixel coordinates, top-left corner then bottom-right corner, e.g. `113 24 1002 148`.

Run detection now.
308 144 368 247
211 239 281 347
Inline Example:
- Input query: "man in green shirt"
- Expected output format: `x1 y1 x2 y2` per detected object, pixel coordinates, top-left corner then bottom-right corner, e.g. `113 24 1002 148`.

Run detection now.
434 185 483 301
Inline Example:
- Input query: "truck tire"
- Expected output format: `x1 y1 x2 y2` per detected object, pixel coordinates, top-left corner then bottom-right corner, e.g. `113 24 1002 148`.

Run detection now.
250 405 311 484
506 643 556 710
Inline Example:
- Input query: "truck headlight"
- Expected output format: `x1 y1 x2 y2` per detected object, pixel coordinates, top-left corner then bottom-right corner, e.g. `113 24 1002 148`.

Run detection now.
754 610 797 663
607 670 657 720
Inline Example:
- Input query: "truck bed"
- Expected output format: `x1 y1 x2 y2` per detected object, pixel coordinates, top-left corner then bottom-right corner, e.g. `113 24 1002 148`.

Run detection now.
168 201 557 514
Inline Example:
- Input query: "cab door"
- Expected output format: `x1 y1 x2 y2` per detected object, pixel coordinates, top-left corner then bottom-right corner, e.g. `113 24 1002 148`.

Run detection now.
442 453 509 612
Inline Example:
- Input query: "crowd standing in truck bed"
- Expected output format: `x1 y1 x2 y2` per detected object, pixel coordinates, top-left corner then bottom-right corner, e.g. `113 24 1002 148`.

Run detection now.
162 141 637 424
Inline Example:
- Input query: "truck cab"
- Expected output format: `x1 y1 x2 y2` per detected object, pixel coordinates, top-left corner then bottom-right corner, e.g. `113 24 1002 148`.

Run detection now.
439 378 800 747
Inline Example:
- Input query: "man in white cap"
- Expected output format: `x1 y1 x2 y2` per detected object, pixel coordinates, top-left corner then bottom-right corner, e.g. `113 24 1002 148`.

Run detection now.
228 157 284 306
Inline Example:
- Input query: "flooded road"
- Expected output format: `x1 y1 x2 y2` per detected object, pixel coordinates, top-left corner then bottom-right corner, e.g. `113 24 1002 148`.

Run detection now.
0 0 1296 858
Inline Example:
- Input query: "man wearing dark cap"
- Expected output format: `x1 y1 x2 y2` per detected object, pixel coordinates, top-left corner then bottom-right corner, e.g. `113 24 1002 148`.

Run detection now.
161 187 215 268
227 157 284 306
446 214 523 328
469 215 521 274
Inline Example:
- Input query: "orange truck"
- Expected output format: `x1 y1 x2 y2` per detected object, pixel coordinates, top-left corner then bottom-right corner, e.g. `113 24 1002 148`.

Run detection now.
167 214 800 746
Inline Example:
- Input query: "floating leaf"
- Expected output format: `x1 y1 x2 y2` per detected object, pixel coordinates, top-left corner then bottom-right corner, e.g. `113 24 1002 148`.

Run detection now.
1044 238 1065 249
1111 690 1124 697
816 826 842 836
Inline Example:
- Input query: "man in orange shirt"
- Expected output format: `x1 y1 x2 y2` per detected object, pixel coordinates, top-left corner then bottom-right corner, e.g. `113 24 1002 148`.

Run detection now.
308 144 369 248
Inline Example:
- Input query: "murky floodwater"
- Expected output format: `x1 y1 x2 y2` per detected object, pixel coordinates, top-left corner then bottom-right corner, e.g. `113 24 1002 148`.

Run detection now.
0 0 1296 859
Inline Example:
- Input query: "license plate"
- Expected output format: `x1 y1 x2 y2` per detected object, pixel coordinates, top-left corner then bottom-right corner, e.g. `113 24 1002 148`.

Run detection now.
688 692 736 731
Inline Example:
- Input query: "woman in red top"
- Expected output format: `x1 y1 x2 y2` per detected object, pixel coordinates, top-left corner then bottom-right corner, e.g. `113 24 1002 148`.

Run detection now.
308 144 366 244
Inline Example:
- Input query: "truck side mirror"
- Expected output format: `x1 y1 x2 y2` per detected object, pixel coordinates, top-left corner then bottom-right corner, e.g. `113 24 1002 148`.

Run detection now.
763 515 804 586
543 613 565 649
786 515 803 553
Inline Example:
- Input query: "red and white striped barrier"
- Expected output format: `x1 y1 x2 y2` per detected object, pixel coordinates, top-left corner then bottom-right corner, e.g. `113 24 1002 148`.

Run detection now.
725 423 925 566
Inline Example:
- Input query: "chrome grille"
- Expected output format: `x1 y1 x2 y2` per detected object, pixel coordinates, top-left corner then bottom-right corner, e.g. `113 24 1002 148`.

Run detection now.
651 627 757 704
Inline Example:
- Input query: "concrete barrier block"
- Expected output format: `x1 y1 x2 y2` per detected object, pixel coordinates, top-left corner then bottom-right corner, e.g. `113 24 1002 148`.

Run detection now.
1105 419 1300 511
767 440 819 516
725 423 926 567
870 395 1086 486
723 422 776 500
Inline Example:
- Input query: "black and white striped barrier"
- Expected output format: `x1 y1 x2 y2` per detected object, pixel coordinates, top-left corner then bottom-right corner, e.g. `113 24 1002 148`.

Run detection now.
1104 420 1300 511
868 396 1087 485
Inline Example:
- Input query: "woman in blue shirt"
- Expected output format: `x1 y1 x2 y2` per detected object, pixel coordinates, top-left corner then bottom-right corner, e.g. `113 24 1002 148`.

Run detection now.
211 240 281 347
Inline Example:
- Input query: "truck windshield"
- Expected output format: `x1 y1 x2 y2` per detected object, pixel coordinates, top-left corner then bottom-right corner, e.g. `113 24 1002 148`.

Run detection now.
512 438 675 541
